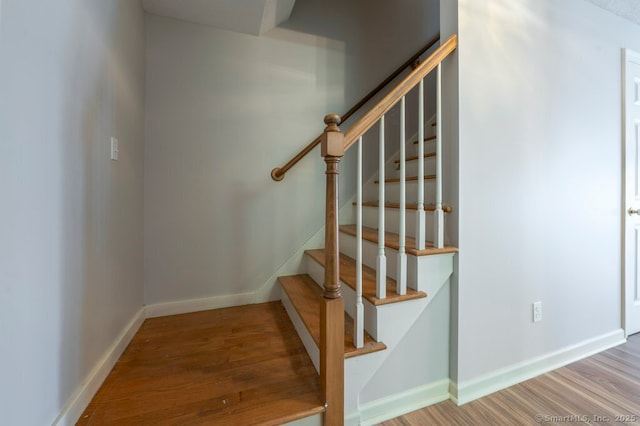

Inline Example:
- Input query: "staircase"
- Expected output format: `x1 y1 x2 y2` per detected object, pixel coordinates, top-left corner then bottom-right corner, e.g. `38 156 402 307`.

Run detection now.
279 125 457 424
271 35 458 425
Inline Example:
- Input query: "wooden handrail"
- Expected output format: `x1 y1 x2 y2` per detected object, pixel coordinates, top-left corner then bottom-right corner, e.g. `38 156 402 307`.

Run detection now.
343 34 458 152
339 32 441 127
271 33 441 181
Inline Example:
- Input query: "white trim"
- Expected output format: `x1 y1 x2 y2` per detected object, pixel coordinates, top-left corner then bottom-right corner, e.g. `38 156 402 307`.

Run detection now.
623 47 640 337
283 413 323 426
280 288 320 372
452 329 626 405
449 381 460 405
357 379 451 426
345 411 362 426
53 308 146 426
145 292 257 318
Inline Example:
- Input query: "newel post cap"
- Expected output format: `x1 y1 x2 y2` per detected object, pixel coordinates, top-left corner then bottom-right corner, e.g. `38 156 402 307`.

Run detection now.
323 114 341 132
321 114 344 158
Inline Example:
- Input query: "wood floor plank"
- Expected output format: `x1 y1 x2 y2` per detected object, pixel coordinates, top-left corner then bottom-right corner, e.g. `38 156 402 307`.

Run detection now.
78 302 323 426
381 334 640 425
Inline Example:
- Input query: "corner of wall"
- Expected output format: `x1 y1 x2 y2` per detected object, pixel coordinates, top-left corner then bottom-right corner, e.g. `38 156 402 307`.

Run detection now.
53 308 146 426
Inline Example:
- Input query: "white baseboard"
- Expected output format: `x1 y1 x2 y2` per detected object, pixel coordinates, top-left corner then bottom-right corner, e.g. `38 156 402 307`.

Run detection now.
53 308 146 426
452 328 626 405
145 292 258 318
145 218 329 319
356 379 451 426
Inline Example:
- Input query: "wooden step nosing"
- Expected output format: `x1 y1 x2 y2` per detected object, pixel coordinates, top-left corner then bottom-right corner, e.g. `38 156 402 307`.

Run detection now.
338 225 459 257
305 252 377 305
279 274 387 358
304 250 427 306
413 136 437 144
375 175 436 184
355 201 452 213
394 153 436 163
344 341 387 358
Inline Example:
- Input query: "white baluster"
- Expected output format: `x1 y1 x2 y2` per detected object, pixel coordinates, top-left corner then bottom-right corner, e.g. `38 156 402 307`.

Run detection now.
377 116 387 300
397 97 407 295
355 136 364 348
434 64 444 248
416 79 426 250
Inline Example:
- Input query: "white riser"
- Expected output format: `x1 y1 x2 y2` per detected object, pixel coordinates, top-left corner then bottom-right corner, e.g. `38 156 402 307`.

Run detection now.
393 156 437 177
284 414 323 426
340 232 415 290
339 233 455 295
413 140 436 156
305 255 381 339
365 180 436 205
360 206 436 242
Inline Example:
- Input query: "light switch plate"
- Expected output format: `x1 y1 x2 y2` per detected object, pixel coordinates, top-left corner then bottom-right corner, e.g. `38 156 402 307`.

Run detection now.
110 137 119 161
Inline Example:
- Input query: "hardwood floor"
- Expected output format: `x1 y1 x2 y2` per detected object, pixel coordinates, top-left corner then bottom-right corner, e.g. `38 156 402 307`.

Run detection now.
77 302 323 426
78 302 639 426
380 333 640 426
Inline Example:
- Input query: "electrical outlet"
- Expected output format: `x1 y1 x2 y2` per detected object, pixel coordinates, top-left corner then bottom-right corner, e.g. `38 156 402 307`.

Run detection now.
110 137 119 161
532 301 542 323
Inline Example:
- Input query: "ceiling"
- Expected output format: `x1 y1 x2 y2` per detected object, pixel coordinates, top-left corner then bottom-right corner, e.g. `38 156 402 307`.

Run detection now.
141 0 640 37
141 0 297 36
584 0 640 26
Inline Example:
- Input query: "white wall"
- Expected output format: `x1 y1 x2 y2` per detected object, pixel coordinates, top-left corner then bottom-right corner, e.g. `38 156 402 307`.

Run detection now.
0 1 145 424
144 0 439 305
454 0 640 384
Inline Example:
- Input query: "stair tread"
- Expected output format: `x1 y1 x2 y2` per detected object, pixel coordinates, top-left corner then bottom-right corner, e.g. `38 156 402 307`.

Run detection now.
305 250 426 306
375 175 435 184
413 135 437 144
339 224 459 256
356 201 452 214
394 152 436 163
279 274 387 358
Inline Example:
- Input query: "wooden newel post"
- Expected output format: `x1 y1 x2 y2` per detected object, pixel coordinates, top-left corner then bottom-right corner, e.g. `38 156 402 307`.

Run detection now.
320 113 345 426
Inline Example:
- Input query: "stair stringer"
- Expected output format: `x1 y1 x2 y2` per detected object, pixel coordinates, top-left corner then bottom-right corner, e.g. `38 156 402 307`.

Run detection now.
295 250 453 424
342 263 452 425
356 282 451 425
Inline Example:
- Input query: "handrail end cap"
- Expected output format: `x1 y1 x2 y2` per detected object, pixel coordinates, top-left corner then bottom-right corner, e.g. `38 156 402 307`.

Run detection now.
271 168 285 181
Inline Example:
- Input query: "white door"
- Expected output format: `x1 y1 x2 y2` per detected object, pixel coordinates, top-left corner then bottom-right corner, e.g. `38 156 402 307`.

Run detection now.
624 48 640 336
